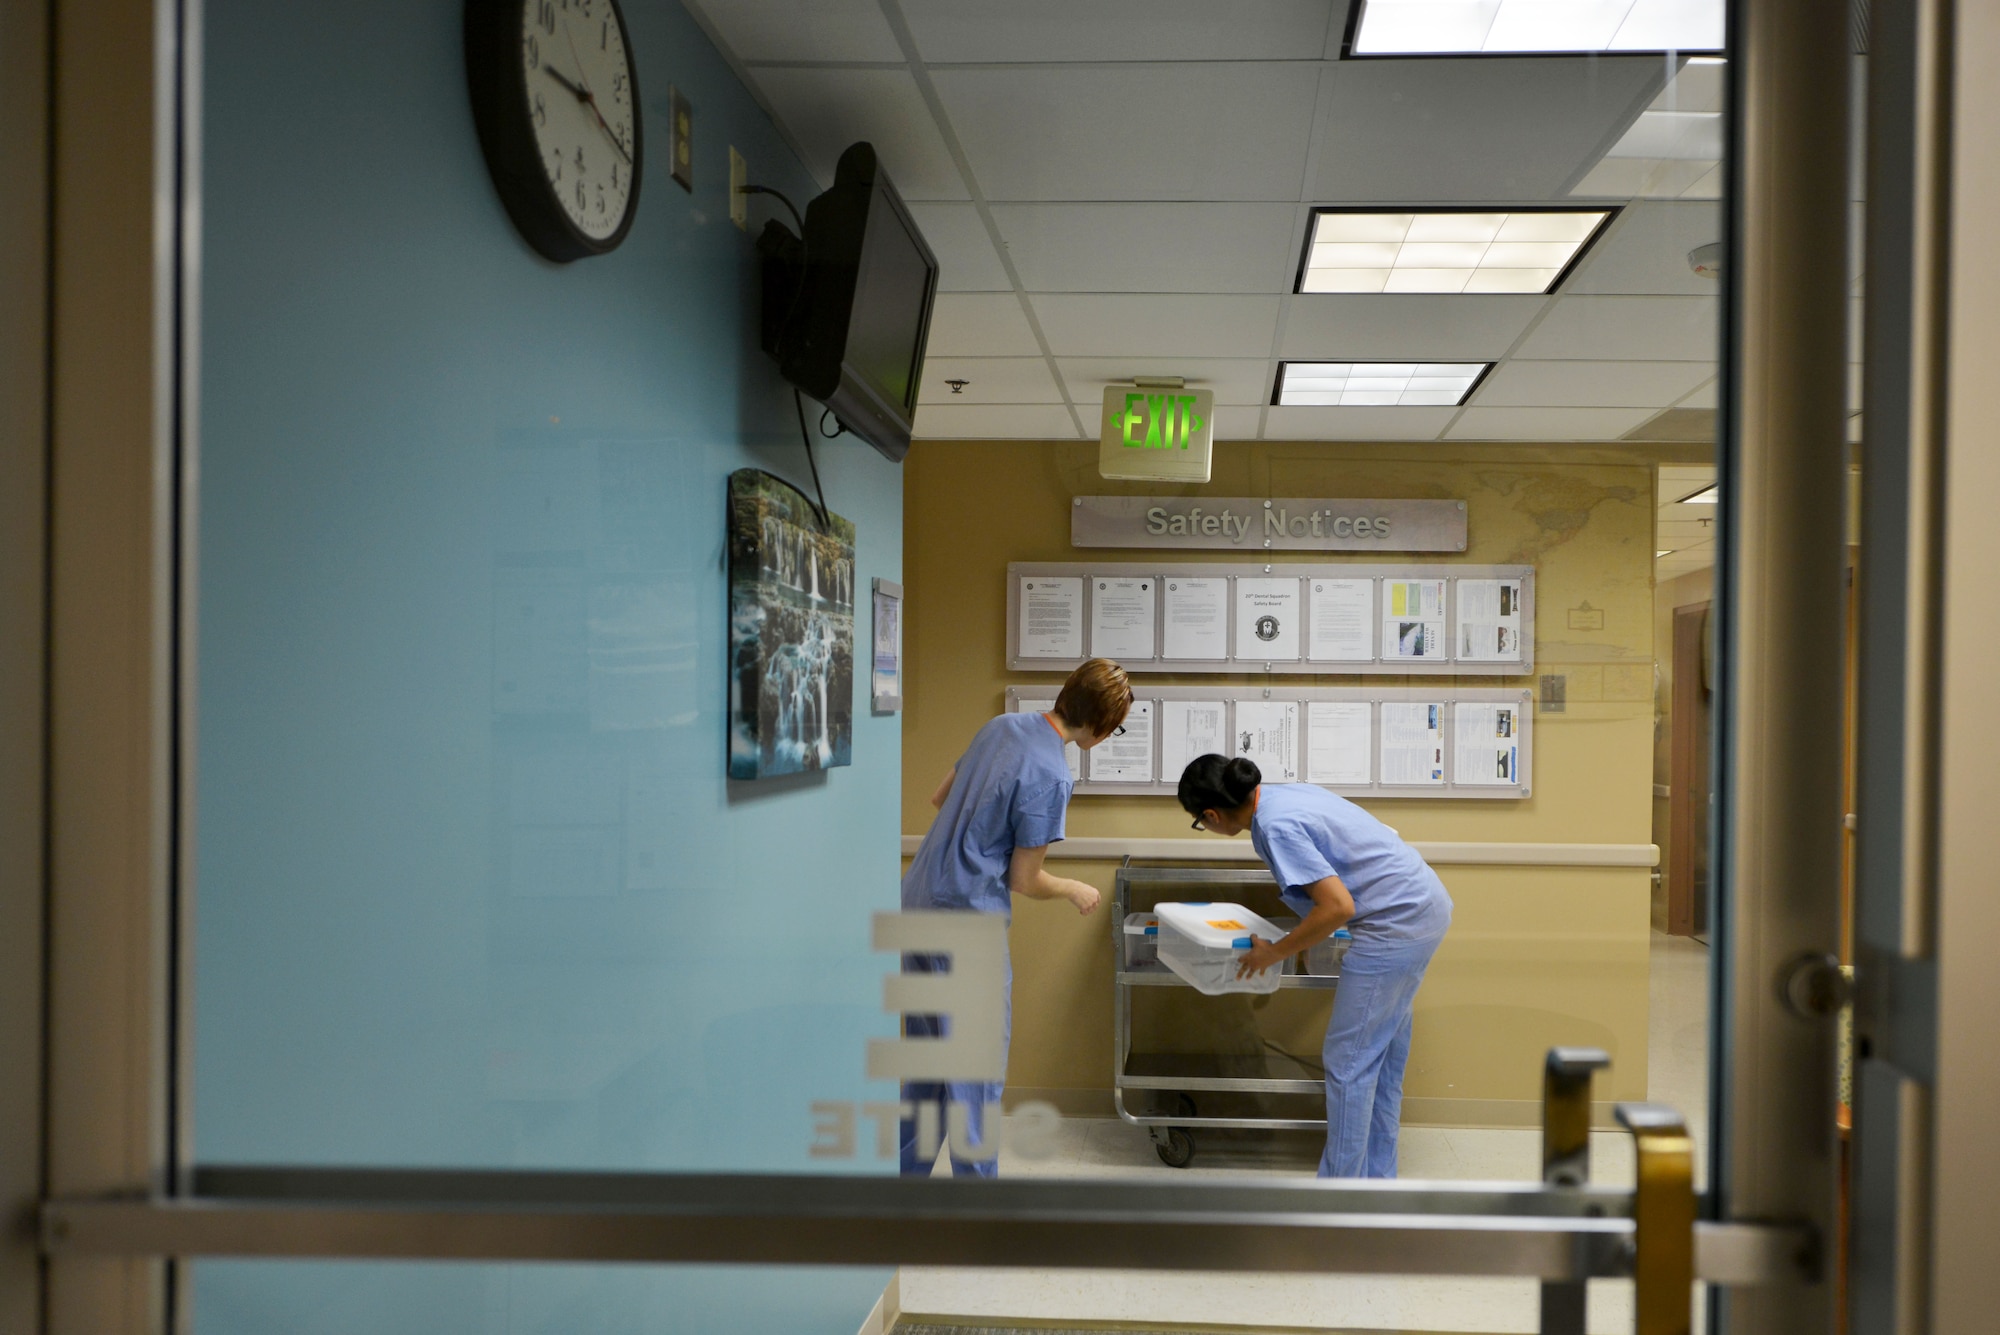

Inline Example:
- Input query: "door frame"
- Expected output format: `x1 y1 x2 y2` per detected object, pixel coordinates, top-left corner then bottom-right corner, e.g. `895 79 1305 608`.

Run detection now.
1667 600 1712 939
11 0 1875 1330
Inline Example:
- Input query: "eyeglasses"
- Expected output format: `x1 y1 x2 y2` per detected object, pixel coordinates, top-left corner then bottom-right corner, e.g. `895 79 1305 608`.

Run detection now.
1113 725 1127 737
1189 816 1206 832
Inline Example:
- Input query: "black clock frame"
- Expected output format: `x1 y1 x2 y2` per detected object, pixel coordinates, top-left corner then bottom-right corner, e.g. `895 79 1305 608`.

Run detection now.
465 0 644 263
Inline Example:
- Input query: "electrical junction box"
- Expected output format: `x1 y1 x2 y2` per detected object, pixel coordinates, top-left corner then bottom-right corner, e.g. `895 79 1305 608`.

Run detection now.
1099 385 1214 483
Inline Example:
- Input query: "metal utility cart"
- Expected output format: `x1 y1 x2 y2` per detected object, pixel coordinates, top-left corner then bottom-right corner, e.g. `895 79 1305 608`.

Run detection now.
1113 862 1339 1168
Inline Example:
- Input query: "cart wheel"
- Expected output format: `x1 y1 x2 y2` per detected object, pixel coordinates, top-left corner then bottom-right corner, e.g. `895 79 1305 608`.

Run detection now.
1155 1127 1196 1168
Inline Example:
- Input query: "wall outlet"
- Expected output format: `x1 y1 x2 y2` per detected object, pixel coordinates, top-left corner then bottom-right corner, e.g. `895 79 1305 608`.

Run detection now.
669 86 692 193
729 146 746 229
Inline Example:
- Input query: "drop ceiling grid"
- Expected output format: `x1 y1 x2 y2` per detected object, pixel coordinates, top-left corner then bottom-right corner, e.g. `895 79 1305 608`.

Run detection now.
688 0 1724 442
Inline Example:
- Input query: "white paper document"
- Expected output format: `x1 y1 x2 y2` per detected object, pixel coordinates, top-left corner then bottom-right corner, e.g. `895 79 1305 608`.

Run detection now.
1234 578 1302 661
1455 579 1524 662
1380 702 1445 785
1383 579 1448 661
1306 702 1373 786
1308 579 1374 661
1018 699 1081 780
1233 700 1300 782
1088 698 1154 783
1161 577 1229 660
1453 701 1521 785
1159 699 1229 783
1019 576 1084 658
1089 576 1157 660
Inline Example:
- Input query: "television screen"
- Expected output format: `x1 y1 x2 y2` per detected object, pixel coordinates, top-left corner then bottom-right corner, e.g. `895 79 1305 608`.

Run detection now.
758 143 939 462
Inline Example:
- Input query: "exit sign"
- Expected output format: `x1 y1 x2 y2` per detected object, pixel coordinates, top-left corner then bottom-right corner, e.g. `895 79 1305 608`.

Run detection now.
1098 386 1215 483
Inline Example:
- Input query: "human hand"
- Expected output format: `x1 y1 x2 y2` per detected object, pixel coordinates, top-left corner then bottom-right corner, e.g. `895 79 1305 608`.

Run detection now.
1236 936 1286 978
1067 882 1101 916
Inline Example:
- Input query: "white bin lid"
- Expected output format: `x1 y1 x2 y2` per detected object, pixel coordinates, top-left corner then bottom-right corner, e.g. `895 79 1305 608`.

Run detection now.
1154 901 1285 949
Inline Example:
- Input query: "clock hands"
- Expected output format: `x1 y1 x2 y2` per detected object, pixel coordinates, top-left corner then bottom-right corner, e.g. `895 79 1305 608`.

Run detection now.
541 59 632 167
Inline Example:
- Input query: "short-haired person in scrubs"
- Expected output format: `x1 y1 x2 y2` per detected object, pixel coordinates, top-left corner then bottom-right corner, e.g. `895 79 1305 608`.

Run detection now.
1178 755 1452 1179
899 658 1134 1177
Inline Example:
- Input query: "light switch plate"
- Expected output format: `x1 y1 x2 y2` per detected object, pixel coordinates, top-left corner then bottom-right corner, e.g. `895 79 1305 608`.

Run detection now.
729 146 746 229
669 86 692 193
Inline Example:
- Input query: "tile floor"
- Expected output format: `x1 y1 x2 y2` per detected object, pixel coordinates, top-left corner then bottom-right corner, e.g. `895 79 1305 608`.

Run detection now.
895 931 1712 1335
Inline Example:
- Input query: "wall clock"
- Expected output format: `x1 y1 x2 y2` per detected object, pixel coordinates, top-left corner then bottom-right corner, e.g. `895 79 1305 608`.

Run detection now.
466 0 643 262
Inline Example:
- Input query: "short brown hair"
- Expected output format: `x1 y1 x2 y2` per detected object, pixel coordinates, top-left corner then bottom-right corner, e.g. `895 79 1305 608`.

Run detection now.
1053 658 1134 739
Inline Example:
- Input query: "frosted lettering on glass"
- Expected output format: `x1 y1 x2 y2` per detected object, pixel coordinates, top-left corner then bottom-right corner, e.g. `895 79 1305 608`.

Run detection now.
1233 699 1301 782
1089 576 1157 660
1307 578 1374 661
1455 578 1523 662
1381 702 1446 785
1088 699 1154 783
1160 577 1229 659
1306 701 1373 785
1383 579 1448 660
1453 701 1520 784
1018 576 1083 658
1233 577 1303 661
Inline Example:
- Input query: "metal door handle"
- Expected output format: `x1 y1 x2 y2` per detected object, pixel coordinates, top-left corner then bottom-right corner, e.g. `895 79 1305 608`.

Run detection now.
1616 1102 1696 1335
1540 1047 1611 1335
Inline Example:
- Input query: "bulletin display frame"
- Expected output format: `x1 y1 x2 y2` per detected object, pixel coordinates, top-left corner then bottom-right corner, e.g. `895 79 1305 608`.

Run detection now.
1006 685 1535 801
1005 562 1535 676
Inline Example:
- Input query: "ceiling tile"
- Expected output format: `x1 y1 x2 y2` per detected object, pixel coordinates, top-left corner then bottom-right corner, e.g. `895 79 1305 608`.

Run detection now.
906 203 1012 291
1446 406 1657 439
1279 295 1544 360
918 357 1062 404
1473 360 1713 408
1311 57 1662 202
1213 406 1265 440
912 404 1082 439
926 293 1043 356
1512 295 1720 361
1262 406 1456 440
1057 357 1275 406
902 0 1339 62
931 64 1320 201
1565 202 1726 295
747 68 967 199
687 0 903 62
993 203 1302 293
1030 295 1282 358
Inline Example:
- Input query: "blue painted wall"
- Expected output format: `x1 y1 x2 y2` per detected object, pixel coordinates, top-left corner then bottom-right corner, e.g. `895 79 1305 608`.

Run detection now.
191 1 901 1329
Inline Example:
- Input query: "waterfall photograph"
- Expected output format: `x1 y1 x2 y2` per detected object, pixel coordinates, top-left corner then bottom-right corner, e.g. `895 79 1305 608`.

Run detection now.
727 469 855 780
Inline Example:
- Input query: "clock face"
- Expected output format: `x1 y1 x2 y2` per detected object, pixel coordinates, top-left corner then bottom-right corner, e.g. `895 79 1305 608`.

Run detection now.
466 0 644 262
521 0 636 244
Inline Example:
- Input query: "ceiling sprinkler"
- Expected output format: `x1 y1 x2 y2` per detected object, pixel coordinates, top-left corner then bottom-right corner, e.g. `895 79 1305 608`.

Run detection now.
1688 242 1723 279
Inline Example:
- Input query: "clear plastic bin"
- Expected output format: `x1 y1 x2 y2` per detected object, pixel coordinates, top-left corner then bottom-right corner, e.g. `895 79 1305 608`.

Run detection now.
1305 927 1352 976
1154 901 1287 995
1121 912 1159 969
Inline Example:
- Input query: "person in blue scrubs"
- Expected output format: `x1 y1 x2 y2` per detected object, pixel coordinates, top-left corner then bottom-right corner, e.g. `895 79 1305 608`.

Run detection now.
899 658 1134 1177
1177 754 1452 1179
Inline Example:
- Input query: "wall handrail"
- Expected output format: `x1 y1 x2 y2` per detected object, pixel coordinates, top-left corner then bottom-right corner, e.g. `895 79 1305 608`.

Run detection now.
900 836 1660 868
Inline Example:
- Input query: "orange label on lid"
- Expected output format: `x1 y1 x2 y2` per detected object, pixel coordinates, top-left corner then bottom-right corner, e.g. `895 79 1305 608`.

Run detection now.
1206 919 1246 930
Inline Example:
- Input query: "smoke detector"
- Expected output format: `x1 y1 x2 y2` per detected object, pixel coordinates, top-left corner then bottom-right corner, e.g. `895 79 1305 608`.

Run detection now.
1688 242 1723 279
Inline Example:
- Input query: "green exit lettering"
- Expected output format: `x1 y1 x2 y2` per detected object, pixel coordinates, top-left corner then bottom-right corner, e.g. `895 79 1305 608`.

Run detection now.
1118 393 1206 450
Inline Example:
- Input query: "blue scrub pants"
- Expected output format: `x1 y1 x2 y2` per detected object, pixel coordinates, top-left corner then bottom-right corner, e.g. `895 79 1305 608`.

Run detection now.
1320 932 1443 1179
898 954 1011 1178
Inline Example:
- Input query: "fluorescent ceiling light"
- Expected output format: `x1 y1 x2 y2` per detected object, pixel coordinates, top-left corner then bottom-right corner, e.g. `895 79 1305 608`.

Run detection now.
1349 0 1723 56
1678 483 1717 503
1297 210 1613 295
1275 361 1491 407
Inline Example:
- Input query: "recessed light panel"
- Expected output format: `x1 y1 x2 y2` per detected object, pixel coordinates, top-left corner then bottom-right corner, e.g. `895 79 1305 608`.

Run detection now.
1349 0 1724 56
1297 210 1613 294
1678 484 1718 504
1275 362 1491 407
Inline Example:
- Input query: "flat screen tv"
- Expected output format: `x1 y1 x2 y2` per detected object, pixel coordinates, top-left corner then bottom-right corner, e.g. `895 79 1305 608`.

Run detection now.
758 143 940 462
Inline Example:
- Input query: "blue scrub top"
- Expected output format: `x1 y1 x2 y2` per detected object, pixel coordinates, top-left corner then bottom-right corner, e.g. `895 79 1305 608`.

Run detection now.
903 712 1074 918
1250 784 1452 946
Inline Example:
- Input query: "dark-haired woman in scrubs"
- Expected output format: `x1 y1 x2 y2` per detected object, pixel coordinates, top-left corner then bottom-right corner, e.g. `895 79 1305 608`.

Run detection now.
1178 753 1452 1178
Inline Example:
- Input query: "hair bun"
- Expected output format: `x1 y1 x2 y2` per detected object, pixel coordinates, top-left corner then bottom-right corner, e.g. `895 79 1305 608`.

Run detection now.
1223 757 1262 803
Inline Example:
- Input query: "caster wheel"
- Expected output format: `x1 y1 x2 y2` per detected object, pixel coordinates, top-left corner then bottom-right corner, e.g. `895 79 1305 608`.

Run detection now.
1155 1127 1196 1168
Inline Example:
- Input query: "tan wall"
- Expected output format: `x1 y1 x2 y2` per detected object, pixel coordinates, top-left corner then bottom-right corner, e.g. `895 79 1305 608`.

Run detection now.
904 440 1660 1125
1650 567 1715 928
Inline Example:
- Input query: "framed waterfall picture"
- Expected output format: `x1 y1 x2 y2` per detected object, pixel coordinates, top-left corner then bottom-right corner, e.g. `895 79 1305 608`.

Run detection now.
871 578 903 713
727 470 855 779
